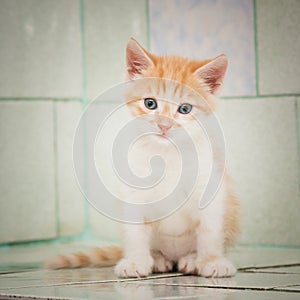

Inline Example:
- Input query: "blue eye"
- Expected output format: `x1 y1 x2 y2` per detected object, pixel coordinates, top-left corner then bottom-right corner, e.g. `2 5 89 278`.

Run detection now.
144 98 157 110
178 103 192 114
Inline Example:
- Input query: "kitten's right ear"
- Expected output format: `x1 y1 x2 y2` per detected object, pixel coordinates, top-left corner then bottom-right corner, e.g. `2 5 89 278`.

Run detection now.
126 38 154 79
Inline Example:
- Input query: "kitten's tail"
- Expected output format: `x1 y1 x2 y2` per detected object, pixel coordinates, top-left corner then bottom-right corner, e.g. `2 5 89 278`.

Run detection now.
45 245 123 269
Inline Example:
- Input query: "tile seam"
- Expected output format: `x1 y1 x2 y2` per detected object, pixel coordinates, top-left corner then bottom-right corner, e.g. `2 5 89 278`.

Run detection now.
253 0 260 96
0 98 81 102
79 0 91 237
79 0 87 104
146 0 151 50
294 98 300 213
222 94 300 100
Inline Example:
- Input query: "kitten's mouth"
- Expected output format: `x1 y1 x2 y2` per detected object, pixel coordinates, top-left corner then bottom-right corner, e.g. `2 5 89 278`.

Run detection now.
159 132 168 138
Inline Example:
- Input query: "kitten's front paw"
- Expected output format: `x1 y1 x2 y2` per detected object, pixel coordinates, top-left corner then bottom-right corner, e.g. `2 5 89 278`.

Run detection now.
196 257 236 278
178 253 197 274
115 257 153 278
152 252 173 273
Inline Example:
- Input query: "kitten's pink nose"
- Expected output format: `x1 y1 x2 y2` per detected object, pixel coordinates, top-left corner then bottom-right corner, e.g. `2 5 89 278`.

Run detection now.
158 124 172 133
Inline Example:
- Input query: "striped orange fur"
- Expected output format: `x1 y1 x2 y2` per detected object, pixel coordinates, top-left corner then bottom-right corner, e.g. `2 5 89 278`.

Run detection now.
45 246 123 269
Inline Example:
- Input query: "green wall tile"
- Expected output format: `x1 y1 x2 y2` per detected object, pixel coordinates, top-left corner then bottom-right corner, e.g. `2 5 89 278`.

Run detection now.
84 0 148 100
218 98 300 246
0 0 82 98
257 0 300 95
55 101 85 237
0 101 56 243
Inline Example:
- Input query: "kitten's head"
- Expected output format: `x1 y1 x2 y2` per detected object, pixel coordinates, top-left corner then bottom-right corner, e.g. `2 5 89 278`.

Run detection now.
125 38 227 139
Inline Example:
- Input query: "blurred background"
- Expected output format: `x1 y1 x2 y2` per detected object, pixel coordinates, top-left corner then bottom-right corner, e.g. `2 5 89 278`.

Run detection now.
0 0 299 250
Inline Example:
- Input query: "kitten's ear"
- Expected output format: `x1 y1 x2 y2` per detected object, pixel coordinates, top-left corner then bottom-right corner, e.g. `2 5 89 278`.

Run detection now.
126 38 154 79
194 55 228 94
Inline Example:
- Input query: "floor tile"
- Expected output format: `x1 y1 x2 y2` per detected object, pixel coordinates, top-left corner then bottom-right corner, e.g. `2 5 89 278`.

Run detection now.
0 246 300 298
218 98 300 246
0 0 82 97
0 284 226 300
56 101 85 236
84 0 148 100
274 285 300 292
244 265 300 274
0 101 56 243
256 0 300 94
0 284 119 300
111 283 300 300
0 268 181 290
1 281 300 300
0 268 115 289
228 246 300 269
150 0 256 96
143 271 300 290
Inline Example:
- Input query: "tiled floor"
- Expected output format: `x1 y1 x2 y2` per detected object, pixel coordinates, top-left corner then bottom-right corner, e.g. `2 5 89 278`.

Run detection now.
0 243 299 299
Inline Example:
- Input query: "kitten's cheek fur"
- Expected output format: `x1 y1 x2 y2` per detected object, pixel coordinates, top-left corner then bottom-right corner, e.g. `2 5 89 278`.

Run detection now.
115 256 154 278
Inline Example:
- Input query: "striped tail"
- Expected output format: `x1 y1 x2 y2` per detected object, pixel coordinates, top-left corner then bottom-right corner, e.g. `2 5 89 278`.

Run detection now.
45 245 123 269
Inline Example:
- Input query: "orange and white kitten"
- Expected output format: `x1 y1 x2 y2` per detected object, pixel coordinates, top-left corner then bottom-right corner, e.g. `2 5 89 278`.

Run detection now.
46 38 239 278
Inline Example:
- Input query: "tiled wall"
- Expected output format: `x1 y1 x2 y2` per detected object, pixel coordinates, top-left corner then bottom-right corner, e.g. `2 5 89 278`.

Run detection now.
0 0 299 247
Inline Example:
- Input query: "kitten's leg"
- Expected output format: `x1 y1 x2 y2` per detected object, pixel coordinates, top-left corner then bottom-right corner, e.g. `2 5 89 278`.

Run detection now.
152 251 173 273
196 190 236 278
115 224 153 278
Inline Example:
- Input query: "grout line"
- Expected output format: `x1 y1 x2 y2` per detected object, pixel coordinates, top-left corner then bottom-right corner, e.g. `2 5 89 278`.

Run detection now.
241 270 300 275
275 284 300 289
271 285 300 293
0 98 81 102
0 274 184 290
79 0 91 238
134 281 300 294
146 0 151 50
79 0 88 104
200 286 300 294
235 243 300 250
294 99 300 215
81 100 91 237
52 103 61 237
238 263 300 271
0 95 299 103
253 0 260 96
221 93 300 100
0 235 87 249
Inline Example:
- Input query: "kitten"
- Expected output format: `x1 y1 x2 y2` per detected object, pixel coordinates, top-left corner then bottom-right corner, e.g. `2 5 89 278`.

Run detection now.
46 38 239 278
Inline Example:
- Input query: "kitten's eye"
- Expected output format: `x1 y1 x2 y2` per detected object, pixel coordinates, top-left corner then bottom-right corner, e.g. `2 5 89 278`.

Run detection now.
144 98 157 110
178 103 193 114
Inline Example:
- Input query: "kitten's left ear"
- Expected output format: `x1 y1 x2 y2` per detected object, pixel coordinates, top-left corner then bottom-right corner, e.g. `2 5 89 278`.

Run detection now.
194 54 228 94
